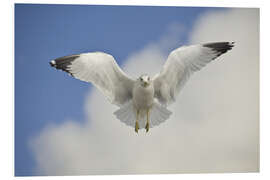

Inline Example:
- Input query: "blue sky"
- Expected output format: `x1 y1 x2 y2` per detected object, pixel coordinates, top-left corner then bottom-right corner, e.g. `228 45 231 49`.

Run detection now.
15 4 229 176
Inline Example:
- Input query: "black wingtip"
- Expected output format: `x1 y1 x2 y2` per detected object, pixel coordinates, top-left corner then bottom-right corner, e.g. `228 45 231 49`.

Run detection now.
203 41 235 49
49 54 80 73
203 42 235 58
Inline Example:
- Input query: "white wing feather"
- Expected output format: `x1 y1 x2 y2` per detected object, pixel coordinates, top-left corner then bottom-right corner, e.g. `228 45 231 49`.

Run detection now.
50 52 135 106
153 42 234 106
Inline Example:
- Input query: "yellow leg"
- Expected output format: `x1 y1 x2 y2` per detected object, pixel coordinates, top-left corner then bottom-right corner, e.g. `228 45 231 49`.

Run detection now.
135 110 139 133
145 109 150 133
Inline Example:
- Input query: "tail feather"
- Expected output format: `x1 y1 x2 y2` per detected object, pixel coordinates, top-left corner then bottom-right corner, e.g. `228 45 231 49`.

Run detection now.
113 102 136 127
114 101 172 129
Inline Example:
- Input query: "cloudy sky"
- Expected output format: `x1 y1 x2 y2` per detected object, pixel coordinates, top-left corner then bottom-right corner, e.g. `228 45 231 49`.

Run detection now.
15 4 259 176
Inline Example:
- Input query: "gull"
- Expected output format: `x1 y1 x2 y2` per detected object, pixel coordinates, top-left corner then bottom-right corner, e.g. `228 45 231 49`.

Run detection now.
50 42 234 133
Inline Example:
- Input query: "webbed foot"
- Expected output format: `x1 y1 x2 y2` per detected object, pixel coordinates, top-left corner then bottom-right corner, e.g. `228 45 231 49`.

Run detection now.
145 122 149 133
135 121 139 133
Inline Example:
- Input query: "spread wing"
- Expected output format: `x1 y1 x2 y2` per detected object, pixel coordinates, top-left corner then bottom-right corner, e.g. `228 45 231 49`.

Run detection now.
50 52 135 106
153 42 234 106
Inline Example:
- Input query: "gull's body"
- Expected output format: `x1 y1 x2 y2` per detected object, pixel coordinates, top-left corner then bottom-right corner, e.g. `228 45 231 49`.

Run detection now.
132 75 154 110
50 42 234 133
132 75 155 132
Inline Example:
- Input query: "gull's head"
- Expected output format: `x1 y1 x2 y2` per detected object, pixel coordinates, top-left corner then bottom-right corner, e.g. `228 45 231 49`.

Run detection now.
138 74 151 87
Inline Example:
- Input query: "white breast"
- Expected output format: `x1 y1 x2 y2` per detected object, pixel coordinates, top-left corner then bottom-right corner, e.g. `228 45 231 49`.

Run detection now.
132 82 154 110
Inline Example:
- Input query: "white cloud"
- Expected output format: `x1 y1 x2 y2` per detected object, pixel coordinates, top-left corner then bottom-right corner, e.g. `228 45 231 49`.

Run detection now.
30 8 259 175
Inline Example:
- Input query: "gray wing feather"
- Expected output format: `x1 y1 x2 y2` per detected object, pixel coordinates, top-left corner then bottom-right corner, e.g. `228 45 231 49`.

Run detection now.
153 42 234 106
50 52 135 106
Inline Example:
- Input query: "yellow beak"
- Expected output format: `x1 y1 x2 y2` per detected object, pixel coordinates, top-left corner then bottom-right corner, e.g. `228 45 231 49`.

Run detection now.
143 82 149 87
